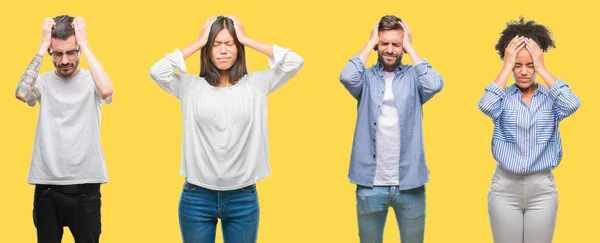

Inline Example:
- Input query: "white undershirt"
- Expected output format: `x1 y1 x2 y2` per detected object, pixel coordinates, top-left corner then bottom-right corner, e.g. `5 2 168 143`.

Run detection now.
374 71 401 186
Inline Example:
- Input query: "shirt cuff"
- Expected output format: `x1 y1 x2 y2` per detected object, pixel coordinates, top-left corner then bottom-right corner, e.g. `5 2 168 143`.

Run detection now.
548 78 567 100
413 58 431 75
172 48 187 73
350 54 366 67
268 45 288 68
485 82 504 96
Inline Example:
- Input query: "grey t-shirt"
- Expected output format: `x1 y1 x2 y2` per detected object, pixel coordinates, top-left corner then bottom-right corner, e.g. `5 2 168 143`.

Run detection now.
28 69 109 185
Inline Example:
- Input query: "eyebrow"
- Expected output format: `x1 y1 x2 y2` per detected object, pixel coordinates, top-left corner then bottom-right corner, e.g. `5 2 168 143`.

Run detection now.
51 48 78 53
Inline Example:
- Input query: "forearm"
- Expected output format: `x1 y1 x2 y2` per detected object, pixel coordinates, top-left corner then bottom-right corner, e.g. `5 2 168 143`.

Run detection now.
243 38 273 59
80 44 114 100
358 40 377 65
15 52 44 106
537 67 557 89
181 41 203 60
493 65 512 92
404 45 424 65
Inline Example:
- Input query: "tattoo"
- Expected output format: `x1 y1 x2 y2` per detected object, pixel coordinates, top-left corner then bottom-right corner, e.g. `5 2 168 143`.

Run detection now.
16 53 44 106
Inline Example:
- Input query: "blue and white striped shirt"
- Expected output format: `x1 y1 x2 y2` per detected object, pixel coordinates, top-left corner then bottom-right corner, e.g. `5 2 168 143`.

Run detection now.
340 55 444 189
478 79 580 174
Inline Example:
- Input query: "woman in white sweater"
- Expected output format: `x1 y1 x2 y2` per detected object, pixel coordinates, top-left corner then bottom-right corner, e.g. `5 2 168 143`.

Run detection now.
149 16 303 243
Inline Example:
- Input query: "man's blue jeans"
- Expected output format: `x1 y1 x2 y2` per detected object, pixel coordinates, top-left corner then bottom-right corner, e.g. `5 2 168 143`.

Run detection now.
356 185 426 243
179 181 259 243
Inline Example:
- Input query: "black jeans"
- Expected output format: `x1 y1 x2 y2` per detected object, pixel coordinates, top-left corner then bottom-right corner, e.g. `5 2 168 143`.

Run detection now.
33 184 102 243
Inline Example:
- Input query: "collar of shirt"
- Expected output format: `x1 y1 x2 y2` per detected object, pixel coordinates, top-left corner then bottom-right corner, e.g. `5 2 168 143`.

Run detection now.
372 60 408 76
506 82 550 96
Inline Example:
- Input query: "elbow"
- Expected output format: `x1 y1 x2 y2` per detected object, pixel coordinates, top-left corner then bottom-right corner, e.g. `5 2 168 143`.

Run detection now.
100 88 114 100
432 79 444 94
567 97 582 115
339 72 356 85
432 76 444 94
478 101 488 114
15 92 26 103
296 56 305 69
149 67 159 81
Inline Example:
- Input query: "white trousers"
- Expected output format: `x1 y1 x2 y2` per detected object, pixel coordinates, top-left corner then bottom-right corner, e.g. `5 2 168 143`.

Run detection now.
488 166 558 243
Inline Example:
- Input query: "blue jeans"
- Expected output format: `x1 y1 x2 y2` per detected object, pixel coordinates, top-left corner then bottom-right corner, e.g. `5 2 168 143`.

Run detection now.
356 185 426 243
179 181 259 243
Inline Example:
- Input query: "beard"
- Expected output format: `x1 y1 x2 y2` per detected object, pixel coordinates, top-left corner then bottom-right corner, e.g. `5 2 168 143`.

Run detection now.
53 59 80 78
378 51 403 70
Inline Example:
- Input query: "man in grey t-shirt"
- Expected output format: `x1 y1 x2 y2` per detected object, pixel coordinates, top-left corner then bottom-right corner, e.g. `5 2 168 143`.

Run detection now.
15 15 113 243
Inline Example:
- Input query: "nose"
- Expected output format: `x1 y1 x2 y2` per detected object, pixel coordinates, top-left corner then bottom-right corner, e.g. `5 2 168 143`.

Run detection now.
60 55 70 65
519 67 529 76
218 44 227 54
385 45 393 54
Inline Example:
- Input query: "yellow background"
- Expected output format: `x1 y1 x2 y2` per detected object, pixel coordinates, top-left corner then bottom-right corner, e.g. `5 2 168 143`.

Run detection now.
1 0 598 242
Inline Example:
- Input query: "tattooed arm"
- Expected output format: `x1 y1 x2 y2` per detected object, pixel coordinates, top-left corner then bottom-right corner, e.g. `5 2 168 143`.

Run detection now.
15 54 44 106
15 18 54 107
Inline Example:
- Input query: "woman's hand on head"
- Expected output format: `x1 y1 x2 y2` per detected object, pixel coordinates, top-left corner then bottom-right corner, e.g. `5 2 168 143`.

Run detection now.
227 16 248 45
198 17 218 48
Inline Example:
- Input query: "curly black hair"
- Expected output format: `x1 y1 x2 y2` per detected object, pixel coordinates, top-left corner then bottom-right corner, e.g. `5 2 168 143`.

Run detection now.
495 16 556 59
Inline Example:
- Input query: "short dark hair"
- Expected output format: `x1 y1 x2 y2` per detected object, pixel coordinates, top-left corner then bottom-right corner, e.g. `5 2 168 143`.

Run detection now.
495 16 556 59
52 15 75 40
200 16 247 86
378 15 403 32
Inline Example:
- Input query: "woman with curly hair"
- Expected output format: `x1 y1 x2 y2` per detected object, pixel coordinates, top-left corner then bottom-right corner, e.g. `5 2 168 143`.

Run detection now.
478 17 581 243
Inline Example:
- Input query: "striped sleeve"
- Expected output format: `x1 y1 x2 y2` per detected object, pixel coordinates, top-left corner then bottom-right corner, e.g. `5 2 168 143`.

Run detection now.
548 79 581 121
478 82 505 120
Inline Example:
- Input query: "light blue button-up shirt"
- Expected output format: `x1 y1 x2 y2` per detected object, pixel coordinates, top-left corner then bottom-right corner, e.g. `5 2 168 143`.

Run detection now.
478 79 581 174
340 55 444 189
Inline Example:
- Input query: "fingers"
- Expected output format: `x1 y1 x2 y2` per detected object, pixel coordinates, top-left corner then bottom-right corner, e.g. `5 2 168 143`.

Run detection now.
399 21 410 34
202 17 217 32
71 16 87 32
524 38 542 57
370 20 380 38
507 35 525 51
205 16 217 26
228 16 243 28
42 18 55 45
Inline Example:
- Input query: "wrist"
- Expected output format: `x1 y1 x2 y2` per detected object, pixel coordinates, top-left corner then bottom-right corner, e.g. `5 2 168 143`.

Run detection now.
39 42 50 55
535 65 548 74
78 42 90 50
368 39 378 49
501 63 514 72
238 36 249 46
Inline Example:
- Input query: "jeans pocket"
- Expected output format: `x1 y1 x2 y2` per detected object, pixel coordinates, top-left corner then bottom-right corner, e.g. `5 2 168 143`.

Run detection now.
240 184 256 193
183 181 198 192
536 110 556 144
81 191 102 201
34 188 51 197
489 173 502 193
546 173 557 190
